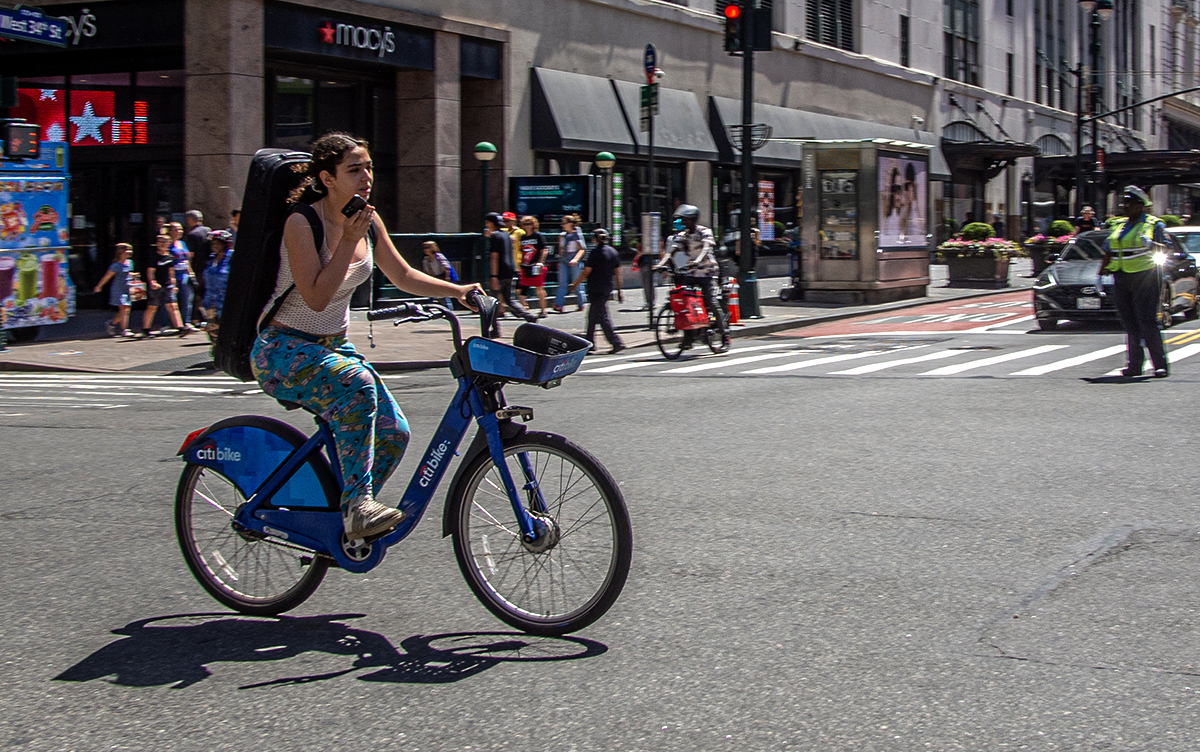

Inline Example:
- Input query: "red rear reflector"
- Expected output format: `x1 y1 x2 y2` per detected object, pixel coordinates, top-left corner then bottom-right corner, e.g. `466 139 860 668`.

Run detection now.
178 427 209 455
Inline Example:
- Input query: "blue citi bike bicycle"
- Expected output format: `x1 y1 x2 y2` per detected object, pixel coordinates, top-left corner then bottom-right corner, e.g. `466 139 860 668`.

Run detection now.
174 293 632 635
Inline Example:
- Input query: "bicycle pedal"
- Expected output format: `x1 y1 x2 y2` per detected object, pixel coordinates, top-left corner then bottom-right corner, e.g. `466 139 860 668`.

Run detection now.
495 406 534 422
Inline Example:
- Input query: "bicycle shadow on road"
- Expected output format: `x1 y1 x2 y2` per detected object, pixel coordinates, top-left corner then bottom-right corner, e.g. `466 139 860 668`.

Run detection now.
53 613 607 690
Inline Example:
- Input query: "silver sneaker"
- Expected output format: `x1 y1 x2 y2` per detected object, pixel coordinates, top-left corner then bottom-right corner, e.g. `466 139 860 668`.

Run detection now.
343 499 406 540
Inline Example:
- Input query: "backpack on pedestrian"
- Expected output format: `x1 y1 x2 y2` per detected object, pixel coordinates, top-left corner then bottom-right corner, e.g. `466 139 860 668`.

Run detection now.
213 148 313 382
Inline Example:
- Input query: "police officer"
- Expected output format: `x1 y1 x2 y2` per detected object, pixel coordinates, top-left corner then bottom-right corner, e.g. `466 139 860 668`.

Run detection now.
1100 185 1169 378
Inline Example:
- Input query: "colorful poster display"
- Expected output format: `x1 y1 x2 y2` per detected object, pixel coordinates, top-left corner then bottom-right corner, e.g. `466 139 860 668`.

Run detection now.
0 248 74 328
757 180 776 241
0 141 73 330
877 153 927 249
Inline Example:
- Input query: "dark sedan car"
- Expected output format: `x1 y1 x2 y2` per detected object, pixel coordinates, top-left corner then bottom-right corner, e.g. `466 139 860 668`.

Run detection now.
1032 230 1199 331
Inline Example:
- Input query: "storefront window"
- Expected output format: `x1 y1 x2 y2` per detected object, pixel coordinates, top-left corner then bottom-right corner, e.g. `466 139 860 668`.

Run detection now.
273 76 314 150
14 70 183 147
716 167 798 253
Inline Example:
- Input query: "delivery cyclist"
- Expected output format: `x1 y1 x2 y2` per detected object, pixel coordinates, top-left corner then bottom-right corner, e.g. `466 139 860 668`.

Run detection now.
667 204 728 350
1099 185 1169 379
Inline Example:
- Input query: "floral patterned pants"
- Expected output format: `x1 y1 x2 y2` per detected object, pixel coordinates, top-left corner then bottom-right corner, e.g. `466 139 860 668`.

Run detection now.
251 326 410 515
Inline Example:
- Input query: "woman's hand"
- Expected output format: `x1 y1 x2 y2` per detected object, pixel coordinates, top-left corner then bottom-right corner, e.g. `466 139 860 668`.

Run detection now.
456 283 485 310
341 203 375 247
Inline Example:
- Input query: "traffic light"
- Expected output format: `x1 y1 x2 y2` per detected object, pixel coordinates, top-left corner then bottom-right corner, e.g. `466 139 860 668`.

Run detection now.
724 2 743 54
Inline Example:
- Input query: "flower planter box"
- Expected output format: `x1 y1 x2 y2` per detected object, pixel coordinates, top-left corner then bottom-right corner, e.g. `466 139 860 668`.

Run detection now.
945 256 1010 288
1025 242 1066 276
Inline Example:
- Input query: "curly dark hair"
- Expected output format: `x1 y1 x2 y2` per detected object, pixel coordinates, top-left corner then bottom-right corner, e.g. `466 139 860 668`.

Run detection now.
288 131 370 205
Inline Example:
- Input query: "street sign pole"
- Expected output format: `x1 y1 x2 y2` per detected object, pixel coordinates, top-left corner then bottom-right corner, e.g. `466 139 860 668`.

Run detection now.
644 44 658 222
738 2 761 318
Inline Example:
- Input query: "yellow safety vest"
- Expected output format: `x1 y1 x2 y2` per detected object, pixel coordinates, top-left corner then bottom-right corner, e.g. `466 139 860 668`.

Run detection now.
1105 214 1160 273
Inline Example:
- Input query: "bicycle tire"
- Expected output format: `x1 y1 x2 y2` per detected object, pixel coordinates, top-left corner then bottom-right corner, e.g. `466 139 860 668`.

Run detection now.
449 431 632 636
175 463 328 616
654 303 686 360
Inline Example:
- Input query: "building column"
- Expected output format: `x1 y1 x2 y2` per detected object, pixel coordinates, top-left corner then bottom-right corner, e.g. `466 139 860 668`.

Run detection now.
184 0 263 230
686 161 712 226
396 31 461 233
461 76 507 230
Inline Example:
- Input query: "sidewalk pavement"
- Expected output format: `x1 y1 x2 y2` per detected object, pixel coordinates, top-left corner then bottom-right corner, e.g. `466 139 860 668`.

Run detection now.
0 261 1036 375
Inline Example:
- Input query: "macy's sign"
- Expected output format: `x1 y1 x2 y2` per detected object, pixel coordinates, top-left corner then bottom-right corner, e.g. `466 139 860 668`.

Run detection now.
319 21 396 58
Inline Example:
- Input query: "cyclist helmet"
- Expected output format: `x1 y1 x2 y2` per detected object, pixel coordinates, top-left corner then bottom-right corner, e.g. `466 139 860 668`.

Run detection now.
673 204 701 220
591 227 611 244
208 229 234 247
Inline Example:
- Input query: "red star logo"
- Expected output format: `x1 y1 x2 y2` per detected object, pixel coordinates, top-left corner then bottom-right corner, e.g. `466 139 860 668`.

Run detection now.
319 22 335 44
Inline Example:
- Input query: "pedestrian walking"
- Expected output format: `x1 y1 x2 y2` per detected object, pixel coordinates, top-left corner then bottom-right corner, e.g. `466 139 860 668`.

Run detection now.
421 240 455 308
569 228 625 354
502 211 522 271
92 242 134 337
632 231 664 325
1100 185 1169 378
168 222 199 331
553 214 588 313
516 215 549 318
485 212 535 338
140 234 186 337
202 230 234 342
183 209 211 323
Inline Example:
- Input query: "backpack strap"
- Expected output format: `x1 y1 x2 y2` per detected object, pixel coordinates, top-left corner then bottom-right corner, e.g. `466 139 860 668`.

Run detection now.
258 203 324 333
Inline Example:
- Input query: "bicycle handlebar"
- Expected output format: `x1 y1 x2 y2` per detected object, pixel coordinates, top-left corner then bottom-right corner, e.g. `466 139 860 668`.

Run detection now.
367 303 421 322
367 289 501 354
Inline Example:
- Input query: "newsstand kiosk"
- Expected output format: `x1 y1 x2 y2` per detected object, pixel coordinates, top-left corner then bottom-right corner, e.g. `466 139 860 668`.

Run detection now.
0 133 73 345
796 140 932 305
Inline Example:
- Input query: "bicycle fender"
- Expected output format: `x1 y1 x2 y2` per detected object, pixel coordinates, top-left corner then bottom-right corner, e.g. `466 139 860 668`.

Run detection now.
441 420 527 537
181 415 339 510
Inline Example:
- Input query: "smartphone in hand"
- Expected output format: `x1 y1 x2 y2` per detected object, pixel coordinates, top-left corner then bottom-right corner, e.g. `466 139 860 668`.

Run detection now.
341 194 368 217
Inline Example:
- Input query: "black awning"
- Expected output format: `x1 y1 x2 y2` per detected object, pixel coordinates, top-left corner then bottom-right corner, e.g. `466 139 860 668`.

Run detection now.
1036 150 1200 187
940 140 1039 180
709 96 950 179
611 80 718 162
530 68 637 155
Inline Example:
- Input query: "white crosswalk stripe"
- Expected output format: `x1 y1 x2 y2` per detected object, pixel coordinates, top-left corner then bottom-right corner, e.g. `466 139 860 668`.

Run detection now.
571 339 1200 380
0 372 261 411
918 345 1068 376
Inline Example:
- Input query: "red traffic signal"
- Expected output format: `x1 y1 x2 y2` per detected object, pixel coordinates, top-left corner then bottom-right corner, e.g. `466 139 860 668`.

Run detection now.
723 4 740 18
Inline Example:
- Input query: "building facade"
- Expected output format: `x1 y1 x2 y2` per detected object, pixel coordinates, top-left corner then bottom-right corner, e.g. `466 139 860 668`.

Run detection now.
0 0 1190 287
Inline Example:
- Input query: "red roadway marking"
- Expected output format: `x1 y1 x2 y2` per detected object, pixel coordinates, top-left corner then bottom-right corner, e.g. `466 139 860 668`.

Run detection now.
772 290 1033 338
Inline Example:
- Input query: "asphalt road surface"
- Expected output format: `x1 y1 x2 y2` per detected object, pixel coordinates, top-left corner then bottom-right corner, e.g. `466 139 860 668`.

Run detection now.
6 295 1200 750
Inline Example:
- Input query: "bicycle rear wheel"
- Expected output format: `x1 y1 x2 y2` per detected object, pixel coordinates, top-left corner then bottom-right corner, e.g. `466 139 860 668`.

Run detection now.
654 303 685 360
449 431 632 636
175 463 328 616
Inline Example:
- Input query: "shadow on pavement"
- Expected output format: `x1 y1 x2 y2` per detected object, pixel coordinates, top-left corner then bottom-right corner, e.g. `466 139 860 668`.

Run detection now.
54 613 607 689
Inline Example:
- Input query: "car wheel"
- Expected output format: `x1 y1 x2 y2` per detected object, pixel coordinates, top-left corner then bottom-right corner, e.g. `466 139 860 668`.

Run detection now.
1037 318 1059 331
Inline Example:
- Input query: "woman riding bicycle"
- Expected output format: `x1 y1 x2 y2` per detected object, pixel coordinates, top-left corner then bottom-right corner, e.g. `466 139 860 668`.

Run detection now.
251 131 479 542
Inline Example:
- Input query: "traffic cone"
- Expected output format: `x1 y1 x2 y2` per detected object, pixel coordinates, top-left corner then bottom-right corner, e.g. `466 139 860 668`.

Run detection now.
727 278 740 325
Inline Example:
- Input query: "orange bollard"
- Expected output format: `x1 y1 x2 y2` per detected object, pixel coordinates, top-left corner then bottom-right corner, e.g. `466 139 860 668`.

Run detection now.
727 278 740 325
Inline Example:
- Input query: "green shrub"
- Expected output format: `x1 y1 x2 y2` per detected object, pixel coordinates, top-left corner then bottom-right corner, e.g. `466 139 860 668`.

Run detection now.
960 222 995 241
1160 214 1183 227
1048 220 1074 236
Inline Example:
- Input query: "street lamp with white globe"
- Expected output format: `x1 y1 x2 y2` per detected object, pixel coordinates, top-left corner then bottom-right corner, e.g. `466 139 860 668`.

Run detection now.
595 151 616 231
474 141 497 217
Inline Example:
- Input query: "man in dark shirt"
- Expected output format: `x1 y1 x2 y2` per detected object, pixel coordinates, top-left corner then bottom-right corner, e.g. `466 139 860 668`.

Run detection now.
183 210 210 323
569 228 625 354
485 212 535 338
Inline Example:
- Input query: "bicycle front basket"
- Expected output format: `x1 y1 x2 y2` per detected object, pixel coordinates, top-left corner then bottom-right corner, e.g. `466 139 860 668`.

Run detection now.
465 323 591 386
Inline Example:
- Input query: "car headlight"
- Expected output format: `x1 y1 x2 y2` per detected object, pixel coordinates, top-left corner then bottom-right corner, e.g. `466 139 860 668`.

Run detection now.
1153 251 1168 265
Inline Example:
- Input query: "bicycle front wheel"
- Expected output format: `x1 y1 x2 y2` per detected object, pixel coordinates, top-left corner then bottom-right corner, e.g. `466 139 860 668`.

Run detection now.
175 464 328 616
449 431 632 636
654 303 686 360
